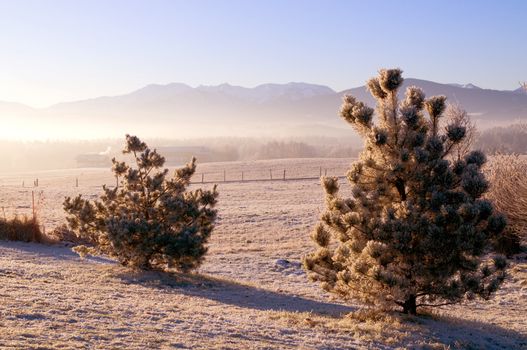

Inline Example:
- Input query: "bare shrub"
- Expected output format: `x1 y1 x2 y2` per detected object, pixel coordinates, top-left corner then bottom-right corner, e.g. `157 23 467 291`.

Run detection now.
485 154 527 252
443 104 477 160
0 215 47 243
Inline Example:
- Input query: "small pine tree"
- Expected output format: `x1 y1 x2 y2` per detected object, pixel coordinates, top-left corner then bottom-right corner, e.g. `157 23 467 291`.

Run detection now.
64 135 218 272
303 69 507 315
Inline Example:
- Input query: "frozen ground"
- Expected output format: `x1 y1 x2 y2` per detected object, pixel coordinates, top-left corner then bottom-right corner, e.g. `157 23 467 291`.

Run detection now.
0 158 526 349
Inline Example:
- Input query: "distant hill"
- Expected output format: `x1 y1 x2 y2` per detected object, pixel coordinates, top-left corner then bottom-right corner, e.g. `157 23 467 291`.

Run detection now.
1 79 526 139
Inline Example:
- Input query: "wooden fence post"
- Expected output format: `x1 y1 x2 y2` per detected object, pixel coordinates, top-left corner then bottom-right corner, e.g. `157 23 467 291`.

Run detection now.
269 169 272 180
31 191 35 222
241 171 244 182
283 169 286 180
201 173 204 183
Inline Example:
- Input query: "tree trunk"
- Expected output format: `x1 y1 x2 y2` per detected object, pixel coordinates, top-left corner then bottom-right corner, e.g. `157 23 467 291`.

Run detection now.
394 178 406 201
402 295 417 315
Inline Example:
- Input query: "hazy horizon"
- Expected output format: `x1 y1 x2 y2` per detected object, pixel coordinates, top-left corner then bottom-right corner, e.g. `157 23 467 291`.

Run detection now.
0 0 525 165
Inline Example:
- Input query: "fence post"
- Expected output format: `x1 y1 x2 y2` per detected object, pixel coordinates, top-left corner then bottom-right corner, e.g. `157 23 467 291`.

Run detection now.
201 173 204 183
283 169 286 180
241 171 244 182
319 167 322 177
269 169 272 180
223 170 226 182
76 177 78 187
32 191 35 222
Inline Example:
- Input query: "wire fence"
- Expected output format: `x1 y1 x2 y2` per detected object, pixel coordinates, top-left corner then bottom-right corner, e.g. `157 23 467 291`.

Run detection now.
191 166 349 184
0 164 351 189
0 162 355 234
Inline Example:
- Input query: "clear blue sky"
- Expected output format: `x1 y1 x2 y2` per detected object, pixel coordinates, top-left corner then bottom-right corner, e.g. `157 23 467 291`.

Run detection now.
0 0 525 107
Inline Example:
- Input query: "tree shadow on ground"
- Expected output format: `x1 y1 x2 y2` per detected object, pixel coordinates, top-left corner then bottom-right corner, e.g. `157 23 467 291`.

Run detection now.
115 269 527 348
412 313 527 349
114 269 355 317
0 240 116 264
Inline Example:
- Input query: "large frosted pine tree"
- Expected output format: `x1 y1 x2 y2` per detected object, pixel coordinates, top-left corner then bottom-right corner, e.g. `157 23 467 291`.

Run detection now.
303 69 507 314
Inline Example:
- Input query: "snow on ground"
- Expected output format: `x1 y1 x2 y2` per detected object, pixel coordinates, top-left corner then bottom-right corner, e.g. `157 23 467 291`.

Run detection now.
0 158 526 349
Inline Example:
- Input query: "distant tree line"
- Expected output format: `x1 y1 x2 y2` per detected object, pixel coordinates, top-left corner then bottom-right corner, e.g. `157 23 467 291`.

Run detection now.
255 141 358 160
0 138 361 172
474 123 527 154
1 123 525 172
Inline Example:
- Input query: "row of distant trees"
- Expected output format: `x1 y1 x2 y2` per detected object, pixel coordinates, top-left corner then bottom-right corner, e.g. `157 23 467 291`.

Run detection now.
0 138 361 172
0 120 525 172
233 123 527 159
475 123 527 154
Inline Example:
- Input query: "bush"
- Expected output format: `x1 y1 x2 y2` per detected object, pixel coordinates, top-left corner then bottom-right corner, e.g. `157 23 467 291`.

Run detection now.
63 135 219 272
0 215 46 243
303 69 507 315
485 154 526 254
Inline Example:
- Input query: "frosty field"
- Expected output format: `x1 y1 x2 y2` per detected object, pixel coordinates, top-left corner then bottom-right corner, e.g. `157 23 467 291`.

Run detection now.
0 158 526 349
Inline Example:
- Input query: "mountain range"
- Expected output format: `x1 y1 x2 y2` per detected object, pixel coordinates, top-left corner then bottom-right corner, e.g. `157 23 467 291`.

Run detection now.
1 79 526 140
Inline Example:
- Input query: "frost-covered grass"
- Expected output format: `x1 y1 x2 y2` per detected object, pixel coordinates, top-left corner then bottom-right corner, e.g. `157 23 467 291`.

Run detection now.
0 158 526 349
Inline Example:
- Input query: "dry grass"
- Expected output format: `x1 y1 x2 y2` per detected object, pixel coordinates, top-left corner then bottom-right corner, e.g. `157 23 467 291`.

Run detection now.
0 215 49 243
485 155 527 244
266 308 415 347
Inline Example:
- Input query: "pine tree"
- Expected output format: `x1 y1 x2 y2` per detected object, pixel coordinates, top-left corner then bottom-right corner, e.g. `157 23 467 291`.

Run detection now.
64 135 218 272
303 69 507 314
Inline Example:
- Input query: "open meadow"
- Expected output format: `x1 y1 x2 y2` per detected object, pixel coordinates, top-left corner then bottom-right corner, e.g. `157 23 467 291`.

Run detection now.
0 158 526 349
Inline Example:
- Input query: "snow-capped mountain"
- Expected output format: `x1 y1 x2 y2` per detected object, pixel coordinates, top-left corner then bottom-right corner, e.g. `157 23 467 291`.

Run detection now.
165 82 336 103
448 83 482 89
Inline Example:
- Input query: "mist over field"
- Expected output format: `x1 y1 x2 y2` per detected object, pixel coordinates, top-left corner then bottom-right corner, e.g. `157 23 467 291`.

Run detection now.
1 80 526 172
